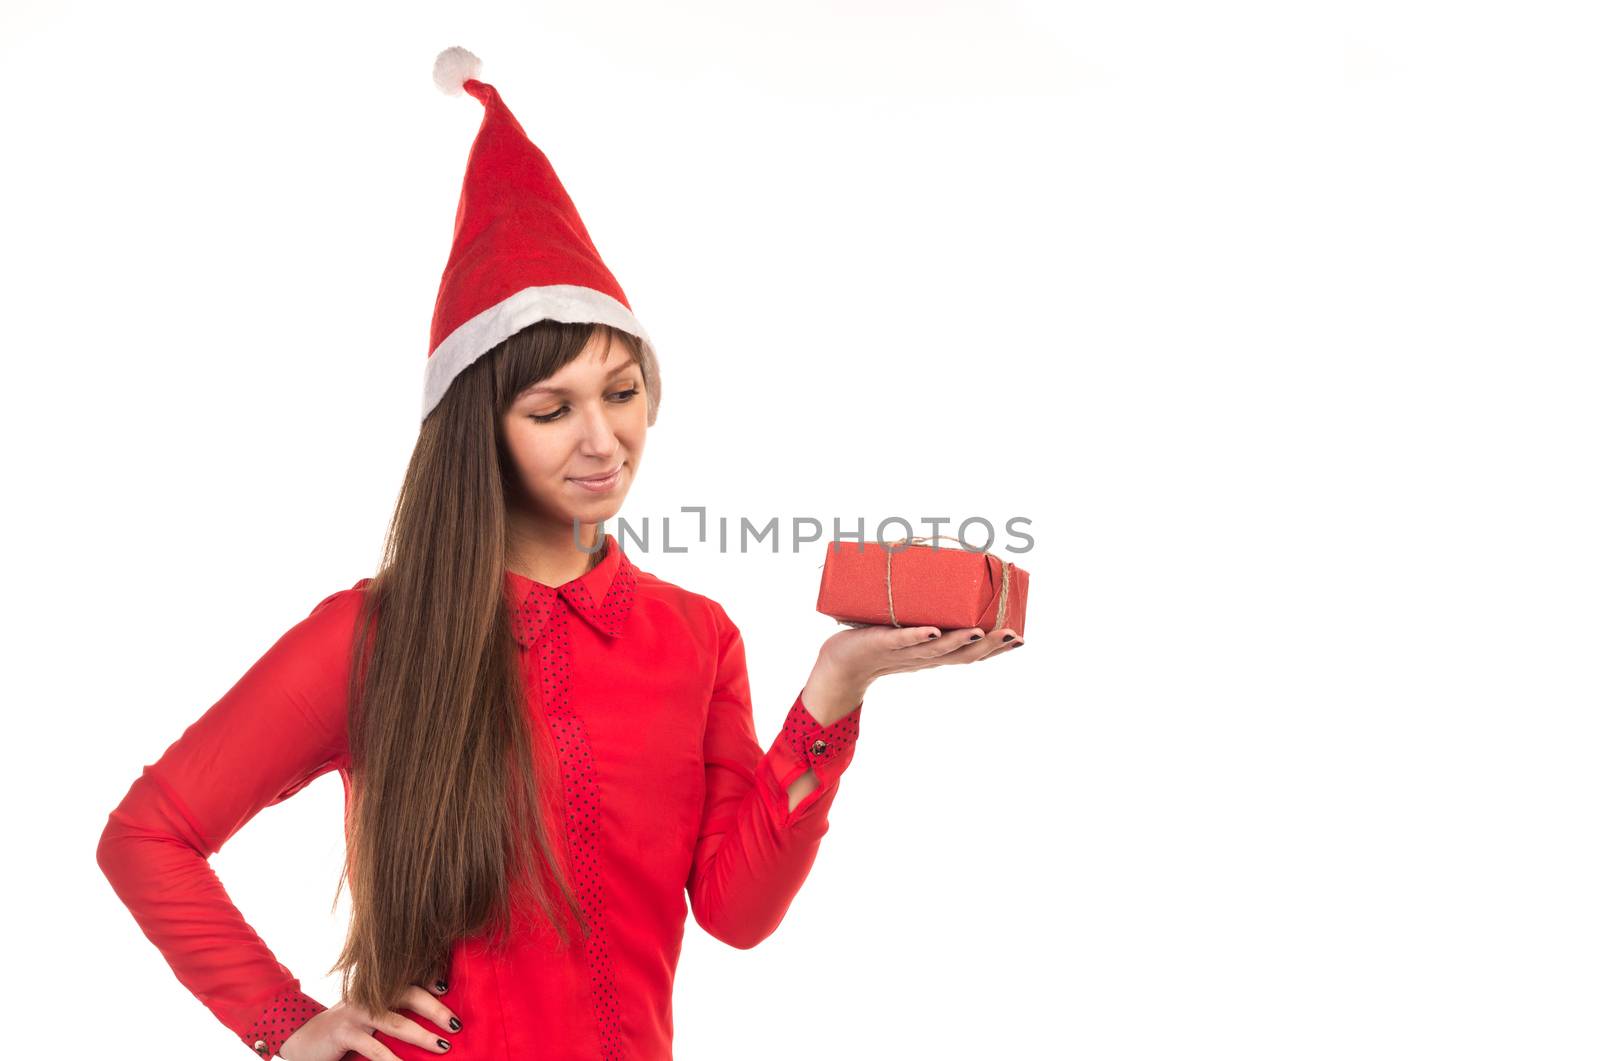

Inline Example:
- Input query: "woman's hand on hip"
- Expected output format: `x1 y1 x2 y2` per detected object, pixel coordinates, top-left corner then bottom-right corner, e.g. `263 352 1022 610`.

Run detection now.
279 981 461 1060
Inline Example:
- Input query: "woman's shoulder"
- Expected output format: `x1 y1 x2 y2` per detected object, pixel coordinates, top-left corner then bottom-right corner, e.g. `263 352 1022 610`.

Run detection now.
307 576 377 618
628 563 736 635
278 577 378 661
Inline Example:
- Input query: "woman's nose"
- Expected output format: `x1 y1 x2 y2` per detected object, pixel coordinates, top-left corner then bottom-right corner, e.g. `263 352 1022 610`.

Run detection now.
575 401 620 454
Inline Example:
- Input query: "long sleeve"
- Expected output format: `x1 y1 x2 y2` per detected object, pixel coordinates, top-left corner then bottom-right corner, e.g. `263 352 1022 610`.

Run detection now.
686 601 864 950
96 583 369 1058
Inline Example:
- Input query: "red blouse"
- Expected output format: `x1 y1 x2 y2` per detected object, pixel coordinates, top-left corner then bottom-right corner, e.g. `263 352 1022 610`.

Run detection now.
97 533 864 1060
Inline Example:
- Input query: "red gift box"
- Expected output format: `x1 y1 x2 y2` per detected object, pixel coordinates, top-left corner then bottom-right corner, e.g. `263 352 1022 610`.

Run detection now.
815 535 1029 637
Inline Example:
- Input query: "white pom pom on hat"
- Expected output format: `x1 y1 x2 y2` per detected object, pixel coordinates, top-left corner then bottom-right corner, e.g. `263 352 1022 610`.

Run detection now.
420 46 662 426
432 46 483 96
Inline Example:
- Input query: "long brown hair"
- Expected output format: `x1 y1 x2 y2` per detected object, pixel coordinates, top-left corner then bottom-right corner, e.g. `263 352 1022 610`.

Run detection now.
327 319 647 1017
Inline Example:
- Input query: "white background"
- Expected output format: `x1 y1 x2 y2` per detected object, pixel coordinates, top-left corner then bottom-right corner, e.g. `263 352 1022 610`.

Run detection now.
4 0 1596 1058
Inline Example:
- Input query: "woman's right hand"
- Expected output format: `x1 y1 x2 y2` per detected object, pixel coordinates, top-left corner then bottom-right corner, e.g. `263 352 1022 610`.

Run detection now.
279 981 461 1060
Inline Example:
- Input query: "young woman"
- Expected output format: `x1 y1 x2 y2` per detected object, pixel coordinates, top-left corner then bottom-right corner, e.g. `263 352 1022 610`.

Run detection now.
96 49 1022 1061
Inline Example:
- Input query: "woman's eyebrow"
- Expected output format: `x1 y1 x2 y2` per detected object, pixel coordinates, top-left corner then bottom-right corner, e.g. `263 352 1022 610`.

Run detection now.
523 366 638 397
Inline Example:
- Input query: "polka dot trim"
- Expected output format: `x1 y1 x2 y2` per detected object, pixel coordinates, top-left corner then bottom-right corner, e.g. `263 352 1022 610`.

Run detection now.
533 595 623 1059
505 540 637 1061
782 696 862 769
241 986 325 1058
511 578 558 644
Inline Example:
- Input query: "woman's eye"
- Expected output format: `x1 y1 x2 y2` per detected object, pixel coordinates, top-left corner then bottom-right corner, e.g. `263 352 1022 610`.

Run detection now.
528 389 637 424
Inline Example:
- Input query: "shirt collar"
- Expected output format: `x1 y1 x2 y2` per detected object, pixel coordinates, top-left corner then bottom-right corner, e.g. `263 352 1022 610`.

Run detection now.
503 532 638 647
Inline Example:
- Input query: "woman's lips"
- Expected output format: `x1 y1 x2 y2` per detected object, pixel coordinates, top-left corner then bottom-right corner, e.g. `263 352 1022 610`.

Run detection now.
568 465 623 492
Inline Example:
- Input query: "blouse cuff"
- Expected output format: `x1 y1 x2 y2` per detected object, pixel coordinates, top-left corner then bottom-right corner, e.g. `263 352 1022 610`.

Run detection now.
781 690 862 772
761 690 863 821
240 983 326 1058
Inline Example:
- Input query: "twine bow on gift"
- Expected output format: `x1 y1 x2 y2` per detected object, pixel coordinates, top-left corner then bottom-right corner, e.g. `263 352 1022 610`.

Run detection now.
836 535 1014 634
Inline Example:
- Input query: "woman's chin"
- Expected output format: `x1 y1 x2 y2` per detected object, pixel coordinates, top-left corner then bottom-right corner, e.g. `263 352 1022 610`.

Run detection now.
555 493 627 524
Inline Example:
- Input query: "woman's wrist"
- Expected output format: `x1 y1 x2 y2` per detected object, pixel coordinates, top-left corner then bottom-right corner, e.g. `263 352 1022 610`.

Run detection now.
801 660 870 726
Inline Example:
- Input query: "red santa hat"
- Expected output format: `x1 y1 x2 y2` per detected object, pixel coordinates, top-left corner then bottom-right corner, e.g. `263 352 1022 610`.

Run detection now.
423 46 661 425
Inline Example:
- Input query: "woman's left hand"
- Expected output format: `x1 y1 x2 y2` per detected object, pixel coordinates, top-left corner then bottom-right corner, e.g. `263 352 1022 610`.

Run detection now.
802 623 1023 724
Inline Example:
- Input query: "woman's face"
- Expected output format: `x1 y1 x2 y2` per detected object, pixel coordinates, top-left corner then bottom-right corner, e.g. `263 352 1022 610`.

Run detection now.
500 330 647 532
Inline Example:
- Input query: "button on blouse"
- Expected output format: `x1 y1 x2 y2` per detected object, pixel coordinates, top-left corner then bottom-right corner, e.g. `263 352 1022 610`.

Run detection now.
96 533 864 1059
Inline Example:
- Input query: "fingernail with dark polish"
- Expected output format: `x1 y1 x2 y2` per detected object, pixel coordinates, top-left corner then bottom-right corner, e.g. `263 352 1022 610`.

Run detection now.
968 633 981 641
437 1038 451 1050
449 1017 462 1032
927 632 938 639
435 980 449 993
1002 634 1014 642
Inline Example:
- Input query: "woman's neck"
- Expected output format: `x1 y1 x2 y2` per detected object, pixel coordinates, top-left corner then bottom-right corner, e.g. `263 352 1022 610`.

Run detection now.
505 518 606 588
